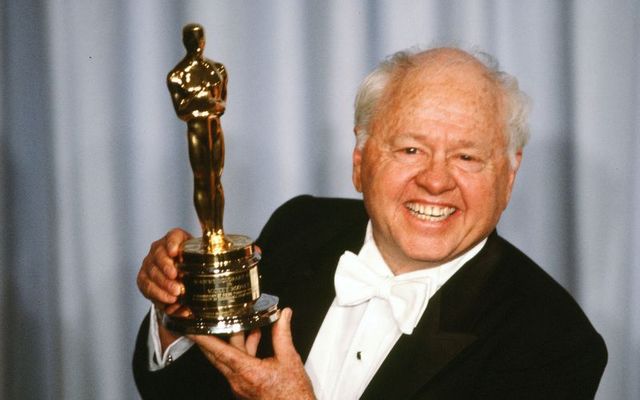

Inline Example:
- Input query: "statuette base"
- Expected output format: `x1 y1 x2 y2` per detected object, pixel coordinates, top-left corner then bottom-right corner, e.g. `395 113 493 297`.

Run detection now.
162 235 280 335
163 293 280 335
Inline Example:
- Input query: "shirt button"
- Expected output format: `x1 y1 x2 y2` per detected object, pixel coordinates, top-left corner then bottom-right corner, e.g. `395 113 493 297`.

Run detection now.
166 355 173 365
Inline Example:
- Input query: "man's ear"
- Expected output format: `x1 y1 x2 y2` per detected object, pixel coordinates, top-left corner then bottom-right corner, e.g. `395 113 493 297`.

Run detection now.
352 128 363 193
503 150 523 207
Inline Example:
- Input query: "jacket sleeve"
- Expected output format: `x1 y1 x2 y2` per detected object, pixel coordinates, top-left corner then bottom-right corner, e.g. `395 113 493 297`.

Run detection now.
132 313 235 400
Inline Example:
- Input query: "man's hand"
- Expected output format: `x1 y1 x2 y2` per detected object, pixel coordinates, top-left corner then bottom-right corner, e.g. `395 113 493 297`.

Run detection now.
190 308 315 400
137 228 191 308
136 228 192 349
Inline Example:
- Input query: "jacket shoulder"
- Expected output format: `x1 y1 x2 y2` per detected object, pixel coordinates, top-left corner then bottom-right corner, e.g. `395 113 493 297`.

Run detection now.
489 235 601 332
256 195 367 247
482 235 607 380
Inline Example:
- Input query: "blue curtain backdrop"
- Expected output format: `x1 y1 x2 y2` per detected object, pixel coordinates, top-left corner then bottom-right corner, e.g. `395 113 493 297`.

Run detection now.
1 1 638 399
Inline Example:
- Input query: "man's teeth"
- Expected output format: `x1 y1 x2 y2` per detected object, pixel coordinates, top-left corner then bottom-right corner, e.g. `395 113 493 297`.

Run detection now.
406 203 456 221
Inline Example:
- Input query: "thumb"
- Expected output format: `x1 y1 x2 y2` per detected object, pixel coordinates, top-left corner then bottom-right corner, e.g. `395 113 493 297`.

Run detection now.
272 308 297 360
166 228 192 257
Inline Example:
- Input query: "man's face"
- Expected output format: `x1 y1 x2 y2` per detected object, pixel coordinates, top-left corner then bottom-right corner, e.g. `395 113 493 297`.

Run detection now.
352 54 521 274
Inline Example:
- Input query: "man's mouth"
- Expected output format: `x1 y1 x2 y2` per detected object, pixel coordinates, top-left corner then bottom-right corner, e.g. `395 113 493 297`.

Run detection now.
406 202 456 222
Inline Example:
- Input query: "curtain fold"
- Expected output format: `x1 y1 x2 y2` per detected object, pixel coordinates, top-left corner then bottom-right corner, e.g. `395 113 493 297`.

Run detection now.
1 1 637 399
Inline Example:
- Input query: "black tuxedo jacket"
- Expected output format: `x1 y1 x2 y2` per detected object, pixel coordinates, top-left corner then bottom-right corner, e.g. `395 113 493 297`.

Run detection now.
133 196 607 399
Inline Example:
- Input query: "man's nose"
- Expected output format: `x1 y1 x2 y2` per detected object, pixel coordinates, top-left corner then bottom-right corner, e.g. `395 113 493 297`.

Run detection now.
414 156 456 194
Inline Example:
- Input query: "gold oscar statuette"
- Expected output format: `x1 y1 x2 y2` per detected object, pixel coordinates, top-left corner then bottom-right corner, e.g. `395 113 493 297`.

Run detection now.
162 23 280 334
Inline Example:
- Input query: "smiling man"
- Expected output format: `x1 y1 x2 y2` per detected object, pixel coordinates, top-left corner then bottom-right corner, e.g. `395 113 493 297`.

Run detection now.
133 47 607 399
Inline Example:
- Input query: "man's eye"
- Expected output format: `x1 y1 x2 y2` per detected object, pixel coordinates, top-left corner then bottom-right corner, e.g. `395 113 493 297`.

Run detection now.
392 146 423 164
459 154 474 161
403 147 419 155
450 153 485 172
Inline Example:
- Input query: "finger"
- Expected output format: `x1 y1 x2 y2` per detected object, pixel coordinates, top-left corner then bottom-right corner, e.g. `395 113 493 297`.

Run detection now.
196 344 235 377
245 329 262 357
164 304 192 317
137 267 178 304
140 278 178 305
149 242 180 281
155 254 179 281
189 334 251 371
140 246 178 292
272 308 296 360
228 332 247 353
164 303 182 314
146 262 183 297
164 228 192 257
189 334 226 352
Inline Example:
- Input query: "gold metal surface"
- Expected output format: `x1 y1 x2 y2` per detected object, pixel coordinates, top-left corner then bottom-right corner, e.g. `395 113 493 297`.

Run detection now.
168 23 229 253
163 24 279 335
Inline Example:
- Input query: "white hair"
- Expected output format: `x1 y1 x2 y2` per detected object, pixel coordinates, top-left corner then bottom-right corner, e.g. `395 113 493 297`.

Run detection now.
353 47 531 167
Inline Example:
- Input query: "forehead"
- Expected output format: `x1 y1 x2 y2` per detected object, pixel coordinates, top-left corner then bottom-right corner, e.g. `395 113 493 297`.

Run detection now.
373 52 505 141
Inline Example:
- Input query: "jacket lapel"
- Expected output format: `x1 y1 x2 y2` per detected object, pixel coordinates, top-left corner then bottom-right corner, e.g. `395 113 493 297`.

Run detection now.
291 222 366 361
259 207 368 361
361 291 477 399
361 232 506 399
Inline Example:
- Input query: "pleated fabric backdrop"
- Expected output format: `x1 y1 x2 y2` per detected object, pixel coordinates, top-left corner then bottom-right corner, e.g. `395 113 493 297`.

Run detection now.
1 1 638 398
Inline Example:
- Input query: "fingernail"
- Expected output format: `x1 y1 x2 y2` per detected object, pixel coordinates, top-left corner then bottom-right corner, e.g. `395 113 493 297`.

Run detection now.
173 283 184 296
170 282 182 296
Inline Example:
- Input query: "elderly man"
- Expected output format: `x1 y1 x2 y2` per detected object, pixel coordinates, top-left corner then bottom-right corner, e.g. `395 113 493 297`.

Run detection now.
133 47 607 399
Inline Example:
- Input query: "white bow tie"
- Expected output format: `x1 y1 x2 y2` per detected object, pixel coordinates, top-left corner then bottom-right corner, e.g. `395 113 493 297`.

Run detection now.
334 250 433 335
